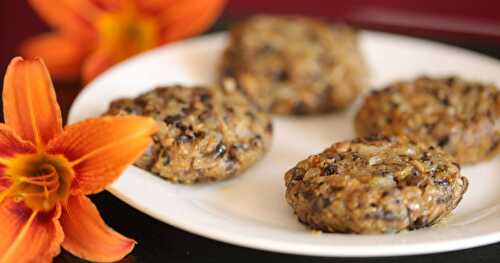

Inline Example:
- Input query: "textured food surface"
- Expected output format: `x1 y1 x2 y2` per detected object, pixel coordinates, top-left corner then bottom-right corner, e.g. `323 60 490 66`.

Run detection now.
356 76 500 164
106 81 273 183
285 135 468 234
221 15 368 115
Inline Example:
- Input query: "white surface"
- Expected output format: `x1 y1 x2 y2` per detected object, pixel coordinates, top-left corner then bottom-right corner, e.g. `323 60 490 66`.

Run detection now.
68 31 500 257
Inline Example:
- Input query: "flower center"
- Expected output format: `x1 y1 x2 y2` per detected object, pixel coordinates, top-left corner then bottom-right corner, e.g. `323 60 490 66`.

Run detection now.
0 153 74 211
96 6 159 62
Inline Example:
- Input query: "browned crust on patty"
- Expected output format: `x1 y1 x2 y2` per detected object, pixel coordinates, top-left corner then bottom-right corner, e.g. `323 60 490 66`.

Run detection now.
355 76 500 164
106 81 273 183
285 135 468 234
221 15 368 115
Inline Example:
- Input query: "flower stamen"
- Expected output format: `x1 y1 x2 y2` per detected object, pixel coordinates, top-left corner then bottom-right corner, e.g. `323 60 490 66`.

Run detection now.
1 153 74 211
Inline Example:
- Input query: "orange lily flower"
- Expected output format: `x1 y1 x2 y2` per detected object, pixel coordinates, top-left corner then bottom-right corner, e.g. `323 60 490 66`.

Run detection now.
21 0 226 83
0 57 158 263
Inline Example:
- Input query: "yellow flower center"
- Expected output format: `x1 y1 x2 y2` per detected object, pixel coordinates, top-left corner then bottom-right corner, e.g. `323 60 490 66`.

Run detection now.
0 153 74 211
96 5 160 62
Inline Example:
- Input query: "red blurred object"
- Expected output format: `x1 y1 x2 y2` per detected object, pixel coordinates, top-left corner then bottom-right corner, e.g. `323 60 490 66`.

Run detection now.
2 0 500 83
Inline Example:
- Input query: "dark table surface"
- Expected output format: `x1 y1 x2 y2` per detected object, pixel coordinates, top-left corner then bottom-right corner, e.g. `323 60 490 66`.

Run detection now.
42 24 500 263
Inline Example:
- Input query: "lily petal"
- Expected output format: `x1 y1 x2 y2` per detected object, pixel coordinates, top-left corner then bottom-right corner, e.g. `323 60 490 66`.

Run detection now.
0 171 6 189
159 0 225 42
28 0 99 39
47 116 157 195
20 33 92 81
136 0 177 13
0 167 9 192
0 124 36 158
91 0 130 11
3 57 63 149
81 48 115 83
93 0 172 14
60 195 136 262
0 201 63 263
0 124 36 191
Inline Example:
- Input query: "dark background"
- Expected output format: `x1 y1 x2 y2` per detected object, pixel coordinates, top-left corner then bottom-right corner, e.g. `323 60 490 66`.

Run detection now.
1 1 500 262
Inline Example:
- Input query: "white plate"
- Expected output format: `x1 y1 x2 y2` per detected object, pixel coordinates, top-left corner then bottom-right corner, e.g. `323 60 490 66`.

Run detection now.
68 31 500 257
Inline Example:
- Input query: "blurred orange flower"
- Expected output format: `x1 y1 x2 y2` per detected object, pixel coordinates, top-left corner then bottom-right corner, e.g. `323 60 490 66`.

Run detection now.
20 0 226 83
0 57 158 263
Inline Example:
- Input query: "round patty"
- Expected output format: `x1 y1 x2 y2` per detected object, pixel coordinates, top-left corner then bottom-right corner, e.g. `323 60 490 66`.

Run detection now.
220 15 368 115
106 80 273 183
285 135 468 234
355 76 500 164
